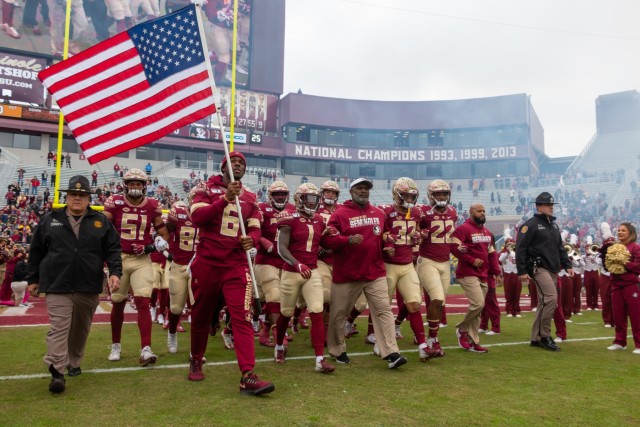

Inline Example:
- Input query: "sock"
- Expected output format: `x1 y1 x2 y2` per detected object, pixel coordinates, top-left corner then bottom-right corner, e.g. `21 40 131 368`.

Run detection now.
21 292 29 304
134 296 152 348
427 319 440 339
275 315 290 346
292 306 302 325
315 355 324 363
110 300 126 343
150 288 158 308
158 289 169 318
408 311 426 345
347 307 361 324
309 312 325 357
168 312 180 334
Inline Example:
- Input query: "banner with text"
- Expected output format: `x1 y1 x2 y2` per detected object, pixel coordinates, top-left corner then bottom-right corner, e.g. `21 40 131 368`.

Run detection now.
0 52 47 105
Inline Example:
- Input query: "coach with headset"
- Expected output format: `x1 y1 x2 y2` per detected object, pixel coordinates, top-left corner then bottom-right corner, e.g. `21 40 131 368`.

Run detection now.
515 192 573 352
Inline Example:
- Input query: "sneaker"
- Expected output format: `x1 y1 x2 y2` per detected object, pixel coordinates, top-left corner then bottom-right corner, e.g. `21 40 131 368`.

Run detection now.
607 344 626 350
439 322 448 328
162 319 169 330
586 308 593 311
239 372 275 396
157 313 165 325
470 343 489 353
506 314 513 318
515 314 522 318
188 358 204 381
344 321 358 338
67 367 81 377
108 343 121 361
486 331 500 336
1 24 20 39
334 352 350 364
315 358 335 374
176 323 186 333
167 332 178 353
604 324 612 328
373 343 380 357
576 312 583 316
456 328 471 351
274 346 286 364
139 346 157 366
150 306 157 322
565 319 573 323
365 333 376 345
478 328 488 334
222 329 235 350
633 349 640 355
395 325 404 339
385 352 407 369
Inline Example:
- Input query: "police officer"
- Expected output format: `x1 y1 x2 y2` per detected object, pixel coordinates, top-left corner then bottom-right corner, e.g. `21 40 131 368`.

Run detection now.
515 192 574 352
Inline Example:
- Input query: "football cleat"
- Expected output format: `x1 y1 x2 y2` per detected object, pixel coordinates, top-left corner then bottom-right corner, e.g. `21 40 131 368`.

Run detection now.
365 333 376 345
108 343 121 361
395 325 404 339
456 328 472 351
157 313 165 325
259 323 274 347
470 343 489 353
176 323 186 333
344 321 358 338
188 358 204 381
139 346 157 367
162 319 169 330
167 332 178 354
426 337 446 358
239 372 275 396
315 358 335 374
418 343 430 362
222 329 235 350
334 352 350 364
274 346 286 364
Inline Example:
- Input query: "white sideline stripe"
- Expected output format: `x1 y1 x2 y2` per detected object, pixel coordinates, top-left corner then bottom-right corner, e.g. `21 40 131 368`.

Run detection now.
0 335 624 382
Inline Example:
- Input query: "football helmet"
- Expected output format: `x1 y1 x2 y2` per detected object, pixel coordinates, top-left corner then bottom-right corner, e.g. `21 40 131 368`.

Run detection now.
268 181 289 210
123 168 147 199
427 179 450 208
169 200 190 222
294 183 321 217
392 177 418 209
320 180 340 206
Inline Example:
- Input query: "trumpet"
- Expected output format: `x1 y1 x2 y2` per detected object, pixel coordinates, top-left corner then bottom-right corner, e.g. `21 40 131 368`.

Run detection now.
563 243 575 254
588 244 600 255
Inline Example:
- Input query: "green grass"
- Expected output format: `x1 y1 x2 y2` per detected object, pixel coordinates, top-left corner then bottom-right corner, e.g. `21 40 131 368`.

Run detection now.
1 311 639 426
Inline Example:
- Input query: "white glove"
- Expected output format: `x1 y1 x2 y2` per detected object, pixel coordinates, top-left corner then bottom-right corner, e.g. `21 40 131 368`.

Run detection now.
155 236 169 252
249 247 257 260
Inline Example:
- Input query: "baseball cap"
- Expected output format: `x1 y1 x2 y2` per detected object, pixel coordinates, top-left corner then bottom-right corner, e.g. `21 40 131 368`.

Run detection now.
220 152 246 171
534 191 557 205
350 177 373 190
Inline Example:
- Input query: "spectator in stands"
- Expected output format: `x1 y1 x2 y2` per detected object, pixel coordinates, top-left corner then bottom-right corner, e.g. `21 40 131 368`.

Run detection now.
145 163 152 175
47 151 54 166
113 163 120 177
42 171 48 187
91 170 98 187
51 171 56 188
65 152 71 168
17 168 25 187
30 176 40 195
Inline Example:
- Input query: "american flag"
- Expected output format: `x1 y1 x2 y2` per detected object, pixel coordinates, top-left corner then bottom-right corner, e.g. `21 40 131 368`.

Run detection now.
38 4 216 164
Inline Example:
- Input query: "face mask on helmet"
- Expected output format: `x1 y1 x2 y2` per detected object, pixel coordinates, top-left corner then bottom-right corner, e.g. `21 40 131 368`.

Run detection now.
125 181 145 199
429 191 450 208
296 193 320 216
322 190 338 206
393 190 418 208
270 191 289 210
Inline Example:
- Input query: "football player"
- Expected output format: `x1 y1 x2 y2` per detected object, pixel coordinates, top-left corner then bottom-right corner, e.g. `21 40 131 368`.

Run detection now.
379 178 432 361
149 239 169 326
254 181 295 347
415 179 458 358
104 168 170 366
188 151 274 396
274 183 335 373
165 200 198 354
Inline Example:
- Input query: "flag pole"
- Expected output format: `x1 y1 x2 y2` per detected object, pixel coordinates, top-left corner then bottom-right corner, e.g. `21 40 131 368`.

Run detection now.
194 4 262 315
229 0 239 152
52 0 74 208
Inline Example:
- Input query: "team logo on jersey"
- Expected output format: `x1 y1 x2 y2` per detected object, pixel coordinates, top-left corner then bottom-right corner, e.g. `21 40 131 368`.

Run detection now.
115 200 124 205
123 207 130 212
210 189 222 194
185 221 192 226
390 211 398 218
434 215 440 220
521 226 528 234
178 214 187 220
300 218 306 223
373 225 381 235
94 220 102 228
265 207 273 212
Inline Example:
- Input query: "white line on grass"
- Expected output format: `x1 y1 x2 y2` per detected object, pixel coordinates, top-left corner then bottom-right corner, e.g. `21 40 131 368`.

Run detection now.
0 335 623 382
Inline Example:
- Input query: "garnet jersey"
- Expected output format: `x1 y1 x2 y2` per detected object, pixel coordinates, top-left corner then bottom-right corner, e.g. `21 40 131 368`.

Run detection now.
168 206 198 266
149 250 166 266
104 194 162 254
316 202 341 265
277 212 326 272
379 204 423 265
255 202 295 268
190 175 262 268
418 204 458 262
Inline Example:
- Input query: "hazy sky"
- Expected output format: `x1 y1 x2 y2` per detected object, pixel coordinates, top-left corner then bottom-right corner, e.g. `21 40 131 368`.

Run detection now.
282 0 640 158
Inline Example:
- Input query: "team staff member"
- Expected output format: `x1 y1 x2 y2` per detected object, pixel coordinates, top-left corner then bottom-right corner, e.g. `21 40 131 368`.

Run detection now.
603 222 640 354
27 175 122 394
515 192 574 352
324 178 407 369
188 151 274 396
449 204 499 353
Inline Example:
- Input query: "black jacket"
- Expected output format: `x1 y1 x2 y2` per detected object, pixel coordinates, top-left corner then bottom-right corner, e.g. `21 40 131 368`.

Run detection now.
515 213 572 275
27 207 122 293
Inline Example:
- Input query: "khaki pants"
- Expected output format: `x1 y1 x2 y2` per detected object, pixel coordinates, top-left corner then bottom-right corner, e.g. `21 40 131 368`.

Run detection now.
43 293 99 374
456 276 487 345
328 277 399 359
531 268 558 341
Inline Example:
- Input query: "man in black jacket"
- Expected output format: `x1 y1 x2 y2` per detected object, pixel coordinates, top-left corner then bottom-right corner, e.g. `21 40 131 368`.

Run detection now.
515 192 573 352
27 175 122 394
